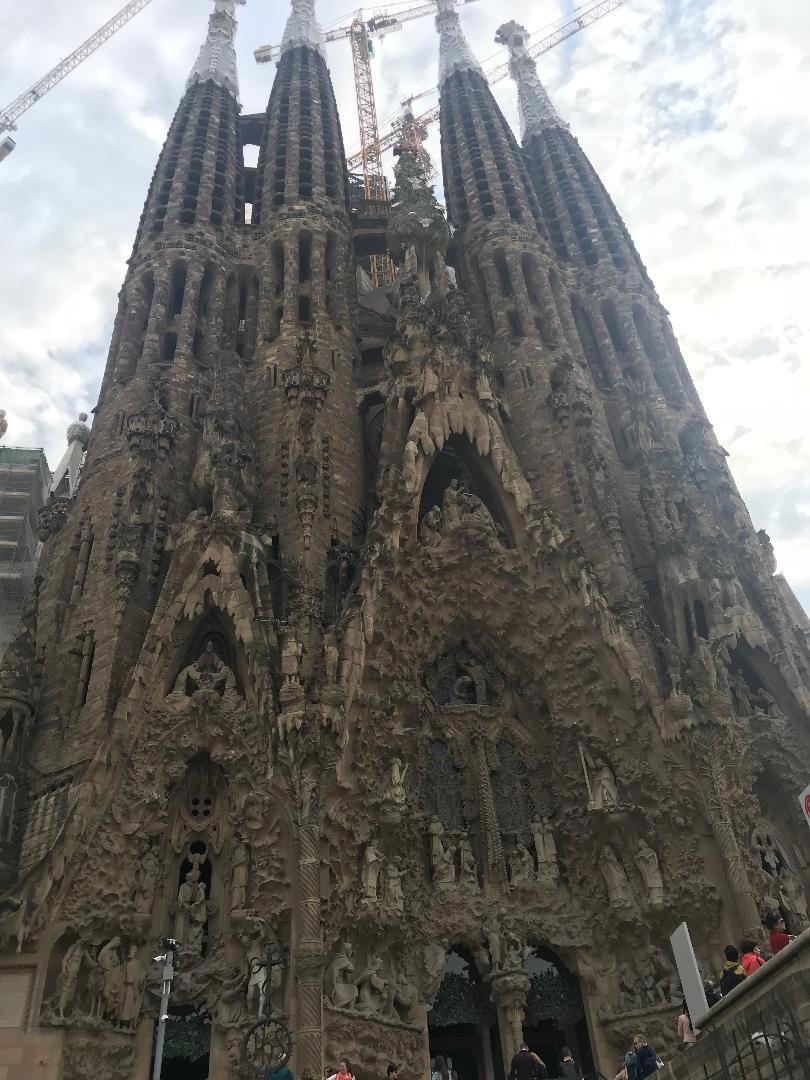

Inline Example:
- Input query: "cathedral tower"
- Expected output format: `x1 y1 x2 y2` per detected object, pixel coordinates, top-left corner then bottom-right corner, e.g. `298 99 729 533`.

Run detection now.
1 2 809 1079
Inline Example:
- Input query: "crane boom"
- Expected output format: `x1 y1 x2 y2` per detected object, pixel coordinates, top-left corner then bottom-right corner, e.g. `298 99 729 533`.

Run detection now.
0 0 156 135
345 0 630 170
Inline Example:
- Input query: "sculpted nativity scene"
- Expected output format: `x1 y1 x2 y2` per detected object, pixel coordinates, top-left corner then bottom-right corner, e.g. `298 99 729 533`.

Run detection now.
1 1 809 1078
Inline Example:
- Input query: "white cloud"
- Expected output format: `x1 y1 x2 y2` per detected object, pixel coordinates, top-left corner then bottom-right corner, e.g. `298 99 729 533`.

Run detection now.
0 0 808 610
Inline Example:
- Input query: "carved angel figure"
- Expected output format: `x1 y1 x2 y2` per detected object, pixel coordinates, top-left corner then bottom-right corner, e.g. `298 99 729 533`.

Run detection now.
119 945 146 1028
600 846 633 910
356 955 389 1015
635 839 665 907
170 640 236 700
326 940 358 1010
591 758 621 811
389 757 409 805
531 818 559 884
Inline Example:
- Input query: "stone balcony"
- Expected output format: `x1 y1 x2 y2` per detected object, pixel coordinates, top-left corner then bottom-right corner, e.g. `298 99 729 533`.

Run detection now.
659 927 810 1079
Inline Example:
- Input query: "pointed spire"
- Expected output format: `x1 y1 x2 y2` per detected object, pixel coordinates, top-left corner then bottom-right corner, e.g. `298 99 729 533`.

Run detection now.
280 0 325 56
495 20 568 137
186 0 244 99
436 0 483 85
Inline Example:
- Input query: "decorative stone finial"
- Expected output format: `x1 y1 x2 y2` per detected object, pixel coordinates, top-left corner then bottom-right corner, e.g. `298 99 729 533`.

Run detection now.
495 20 567 137
436 0 483 85
280 0 325 56
186 0 245 99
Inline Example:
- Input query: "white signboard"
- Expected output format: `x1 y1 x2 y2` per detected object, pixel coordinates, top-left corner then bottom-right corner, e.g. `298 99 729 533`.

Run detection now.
800 783 810 831
671 922 709 1029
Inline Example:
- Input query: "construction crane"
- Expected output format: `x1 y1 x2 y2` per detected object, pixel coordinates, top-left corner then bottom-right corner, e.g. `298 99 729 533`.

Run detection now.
255 1 479 286
346 0 630 171
0 0 156 154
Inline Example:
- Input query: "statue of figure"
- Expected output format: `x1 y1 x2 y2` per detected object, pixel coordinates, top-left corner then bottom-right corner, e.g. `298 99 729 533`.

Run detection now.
389 758 409 806
731 670 753 715
591 758 621 811
58 937 90 1019
281 631 303 690
509 841 534 885
483 913 504 974
433 840 456 890
326 940 358 1009
600 846 633 910
419 506 443 548
659 635 682 693
458 833 479 888
356 955 389 1015
245 937 268 1017
385 856 405 912
531 819 559 884
215 969 248 1028
322 630 339 685
175 868 207 953
442 480 465 530
541 510 565 550
134 846 160 915
636 839 665 907
361 841 382 903
617 963 642 1013
780 873 809 933
423 940 448 998
98 937 124 1020
692 636 717 694
428 816 445 869
505 935 530 971
170 640 236 700
119 945 146 1028
644 944 680 1005
86 952 104 1019
230 841 249 911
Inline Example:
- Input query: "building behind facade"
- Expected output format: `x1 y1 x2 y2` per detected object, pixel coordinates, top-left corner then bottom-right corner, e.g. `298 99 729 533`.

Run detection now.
0 2 808 1080
0 446 50 655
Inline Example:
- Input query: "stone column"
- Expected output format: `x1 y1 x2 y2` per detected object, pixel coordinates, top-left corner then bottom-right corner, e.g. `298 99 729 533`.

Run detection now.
473 735 507 889
490 970 530 1069
295 773 324 1079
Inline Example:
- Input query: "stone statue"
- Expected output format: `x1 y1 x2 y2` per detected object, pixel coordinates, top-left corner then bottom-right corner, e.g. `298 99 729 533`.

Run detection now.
509 841 534 885
419 506 443 548
780 873 809 933
134 846 160 914
600 846 633 910
214 969 248 1028
541 509 564 550
58 937 91 1019
322 630 339 685
281 630 303 690
617 963 643 1013
175 868 207 953
504 934 531 971
230 841 249 911
356 954 389 1015
385 856 405 912
433 839 457 890
119 945 146 1028
423 940 448 998
389 758 409 805
591 758 621 811
458 833 479 888
483 913 504 973
644 944 680 1005
428 816 445 868
98 937 124 1021
361 841 382 903
692 636 717 695
245 936 268 1017
636 839 665 907
170 640 236 700
326 940 358 1009
531 819 559 884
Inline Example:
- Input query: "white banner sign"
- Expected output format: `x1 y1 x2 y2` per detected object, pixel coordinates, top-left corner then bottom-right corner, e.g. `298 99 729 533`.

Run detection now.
800 783 810 830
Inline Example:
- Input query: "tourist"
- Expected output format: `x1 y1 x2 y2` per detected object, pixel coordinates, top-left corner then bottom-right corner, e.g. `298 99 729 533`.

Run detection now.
558 1045 583 1079
765 912 793 955
508 1042 547 1080
703 979 722 1007
719 945 746 994
387 1065 398 1080
740 939 765 976
676 1003 697 1049
432 1055 450 1080
623 1033 659 1079
267 1065 293 1080
335 1061 354 1080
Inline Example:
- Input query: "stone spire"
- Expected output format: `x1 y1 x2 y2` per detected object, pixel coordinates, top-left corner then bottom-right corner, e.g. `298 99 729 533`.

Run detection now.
495 20 567 136
280 0 325 56
436 0 483 85
186 0 244 99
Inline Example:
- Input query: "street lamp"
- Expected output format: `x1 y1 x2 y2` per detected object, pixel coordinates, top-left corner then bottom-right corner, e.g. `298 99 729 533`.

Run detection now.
151 938 178 1080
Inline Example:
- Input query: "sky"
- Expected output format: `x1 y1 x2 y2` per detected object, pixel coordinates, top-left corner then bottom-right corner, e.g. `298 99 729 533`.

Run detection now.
0 0 808 612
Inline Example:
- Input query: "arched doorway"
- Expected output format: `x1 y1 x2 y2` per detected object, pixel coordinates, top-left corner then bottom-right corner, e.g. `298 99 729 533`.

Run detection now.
522 948 594 1078
153 1007 211 1079
428 950 500 1080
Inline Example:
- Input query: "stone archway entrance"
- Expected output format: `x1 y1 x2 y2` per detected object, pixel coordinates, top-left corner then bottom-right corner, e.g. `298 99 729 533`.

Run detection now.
428 950 501 1080
522 950 594 1078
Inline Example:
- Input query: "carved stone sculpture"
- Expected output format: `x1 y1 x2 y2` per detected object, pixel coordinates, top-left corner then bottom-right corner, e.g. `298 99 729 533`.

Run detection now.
458 833 479 888
601 846 633 910
281 630 303 691
230 840 249 911
245 936 268 1017
326 940 358 1010
98 938 124 1021
591 758 621 811
134 846 160 915
119 945 146 1028
361 840 382 903
58 937 91 1019
433 840 456 891
531 818 559 884
780 873 809 933
385 856 405 912
509 841 534 885
170 640 237 701
636 839 665 907
389 757 409 805
174 868 207 954
483 913 504 974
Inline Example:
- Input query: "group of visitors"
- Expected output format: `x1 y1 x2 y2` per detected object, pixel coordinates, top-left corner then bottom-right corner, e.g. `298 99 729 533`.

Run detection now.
712 917 792 1003
508 1041 584 1080
612 1034 660 1080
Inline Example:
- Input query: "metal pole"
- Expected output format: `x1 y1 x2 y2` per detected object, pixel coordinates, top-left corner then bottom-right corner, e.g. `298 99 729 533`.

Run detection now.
151 945 175 1080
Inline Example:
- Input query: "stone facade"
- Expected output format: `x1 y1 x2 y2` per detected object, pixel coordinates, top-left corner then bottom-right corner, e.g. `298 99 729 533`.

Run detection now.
1 2 809 1079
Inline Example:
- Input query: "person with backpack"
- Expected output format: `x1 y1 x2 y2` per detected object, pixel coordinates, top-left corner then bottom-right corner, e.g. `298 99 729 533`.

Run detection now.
624 1034 659 1079
719 945 746 994
558 1046 583 1079
740 939 766 976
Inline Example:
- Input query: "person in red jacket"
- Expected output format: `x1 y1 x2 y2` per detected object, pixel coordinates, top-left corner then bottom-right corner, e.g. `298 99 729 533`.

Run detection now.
765 913 793 955
740 939 766 975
